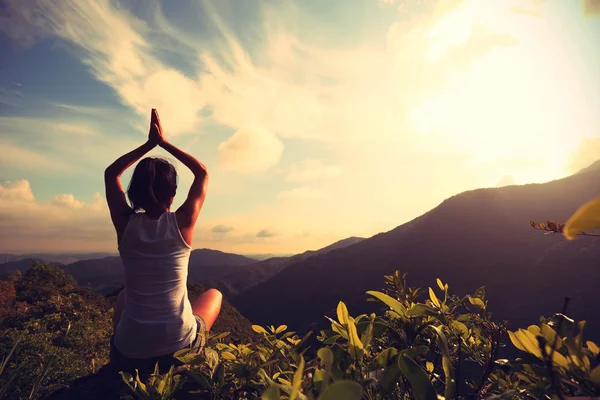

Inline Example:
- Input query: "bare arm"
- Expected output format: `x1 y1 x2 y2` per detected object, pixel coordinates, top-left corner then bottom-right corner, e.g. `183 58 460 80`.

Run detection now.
105 109 161 241
104 141 155 239
151 110 208 243
160 140 208 226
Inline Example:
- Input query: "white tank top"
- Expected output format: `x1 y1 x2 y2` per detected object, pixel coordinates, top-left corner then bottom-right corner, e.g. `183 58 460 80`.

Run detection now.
114 211 196 359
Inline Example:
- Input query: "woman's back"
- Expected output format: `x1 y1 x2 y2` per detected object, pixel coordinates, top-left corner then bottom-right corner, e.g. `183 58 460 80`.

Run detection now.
114 212 196 358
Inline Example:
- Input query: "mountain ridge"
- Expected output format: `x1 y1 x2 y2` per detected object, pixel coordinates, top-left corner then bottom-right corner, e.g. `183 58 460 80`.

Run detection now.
232 165 600 337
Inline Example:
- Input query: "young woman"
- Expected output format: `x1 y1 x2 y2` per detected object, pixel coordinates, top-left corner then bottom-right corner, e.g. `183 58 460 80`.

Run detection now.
104 109 222 369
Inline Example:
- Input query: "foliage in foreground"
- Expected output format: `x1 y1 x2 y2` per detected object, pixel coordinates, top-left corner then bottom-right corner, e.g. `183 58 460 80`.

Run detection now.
117 271 600 399
0 263 113 399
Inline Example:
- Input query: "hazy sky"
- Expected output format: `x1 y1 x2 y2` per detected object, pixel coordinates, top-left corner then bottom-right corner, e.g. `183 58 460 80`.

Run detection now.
1 0 599 255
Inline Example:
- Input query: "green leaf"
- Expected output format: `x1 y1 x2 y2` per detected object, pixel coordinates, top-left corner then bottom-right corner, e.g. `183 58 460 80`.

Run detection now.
319 381 363 400
397 354 437 400
210 332 230 341
563 196 600 240
262 385 281 400
428 288 441 308
375 348 398 368
173 348 191 359
451 320 469 338
468 296 486 309
253 325 269 334
400 346 430 360
380 359 402 395
508 330 527 352
426 362 434 373
336 302 364 360
430 326 455 399
587 341 600 356
590 365 600 385
360 313 376 350
366 291 407 318
205 348 219 373
407 303 438 317
221 351 236 360
317 347 334 369
290 357 305 400
134 369 148 395
275 325 288 334
436 278 444 291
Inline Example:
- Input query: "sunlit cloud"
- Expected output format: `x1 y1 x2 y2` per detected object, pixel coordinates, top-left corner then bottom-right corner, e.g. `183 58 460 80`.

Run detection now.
217 126 284 173
0 0 598 254
285 160 341 182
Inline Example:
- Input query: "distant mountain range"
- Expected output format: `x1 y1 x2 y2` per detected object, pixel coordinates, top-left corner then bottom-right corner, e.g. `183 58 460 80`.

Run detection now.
0 239 365 296
0 249 257 294
232 162 600 337
204 237 365 297
0 252 117 265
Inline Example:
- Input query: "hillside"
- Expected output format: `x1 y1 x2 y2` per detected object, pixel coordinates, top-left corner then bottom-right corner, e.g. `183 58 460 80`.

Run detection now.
233 164 600 337
204 236 365 296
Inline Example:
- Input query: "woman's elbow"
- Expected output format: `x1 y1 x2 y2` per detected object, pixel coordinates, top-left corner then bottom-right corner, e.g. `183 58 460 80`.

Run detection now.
194 164 208 178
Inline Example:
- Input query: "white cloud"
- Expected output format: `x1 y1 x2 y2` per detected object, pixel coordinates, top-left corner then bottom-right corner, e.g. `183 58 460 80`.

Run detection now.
0 0 206 135
286 159 341 182
0 180 114 252
218 126 284 173
277 187 325 201
0 180 35 202
51 194 85 208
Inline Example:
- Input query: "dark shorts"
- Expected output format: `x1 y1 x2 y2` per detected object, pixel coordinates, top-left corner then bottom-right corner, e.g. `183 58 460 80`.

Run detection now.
110 315 207 374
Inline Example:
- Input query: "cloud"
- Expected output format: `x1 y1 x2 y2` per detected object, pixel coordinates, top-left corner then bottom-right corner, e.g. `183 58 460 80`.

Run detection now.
51 194 85 208
285 159 341 182
211 224 234 233
0 179 114 252
0 180 35 201
256 229 277 238
567 136 600 174
218 126 284 173
0 0 206 135
277 187 325 201
584 0 600 16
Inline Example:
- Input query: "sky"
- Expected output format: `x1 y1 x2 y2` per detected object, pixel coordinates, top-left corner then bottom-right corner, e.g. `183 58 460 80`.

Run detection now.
0 0 599 255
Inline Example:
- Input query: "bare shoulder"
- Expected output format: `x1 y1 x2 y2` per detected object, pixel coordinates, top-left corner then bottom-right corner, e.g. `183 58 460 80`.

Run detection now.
175 210 194 246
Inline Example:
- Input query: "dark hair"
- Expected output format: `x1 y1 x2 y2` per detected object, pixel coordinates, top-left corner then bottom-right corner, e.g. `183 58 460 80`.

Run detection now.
127 157 178 213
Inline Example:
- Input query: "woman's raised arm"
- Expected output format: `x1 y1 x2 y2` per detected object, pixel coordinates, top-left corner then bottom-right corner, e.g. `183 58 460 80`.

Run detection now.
104 110 160 240
151 110 208 244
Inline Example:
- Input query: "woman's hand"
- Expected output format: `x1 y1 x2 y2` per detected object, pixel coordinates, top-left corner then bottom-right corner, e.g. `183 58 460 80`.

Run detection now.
148 108 166 146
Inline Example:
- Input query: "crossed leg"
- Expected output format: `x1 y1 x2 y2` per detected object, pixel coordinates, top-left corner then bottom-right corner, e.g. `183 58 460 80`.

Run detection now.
112 288 223 332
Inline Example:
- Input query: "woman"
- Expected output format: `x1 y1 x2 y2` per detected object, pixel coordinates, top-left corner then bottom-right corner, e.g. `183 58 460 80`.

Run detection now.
104 108 222 370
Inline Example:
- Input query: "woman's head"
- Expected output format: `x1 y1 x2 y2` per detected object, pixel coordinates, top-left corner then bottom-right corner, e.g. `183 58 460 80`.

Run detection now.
127 157 177 213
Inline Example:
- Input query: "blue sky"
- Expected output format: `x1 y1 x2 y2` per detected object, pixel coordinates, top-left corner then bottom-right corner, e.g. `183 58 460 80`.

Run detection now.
1 0 599 254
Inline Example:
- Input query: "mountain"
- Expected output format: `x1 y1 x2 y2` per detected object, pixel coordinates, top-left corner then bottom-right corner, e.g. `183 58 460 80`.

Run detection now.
0 252 117 265
0 249 257 295
204 237 365 296
233 164 600 337
0 258 65 277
